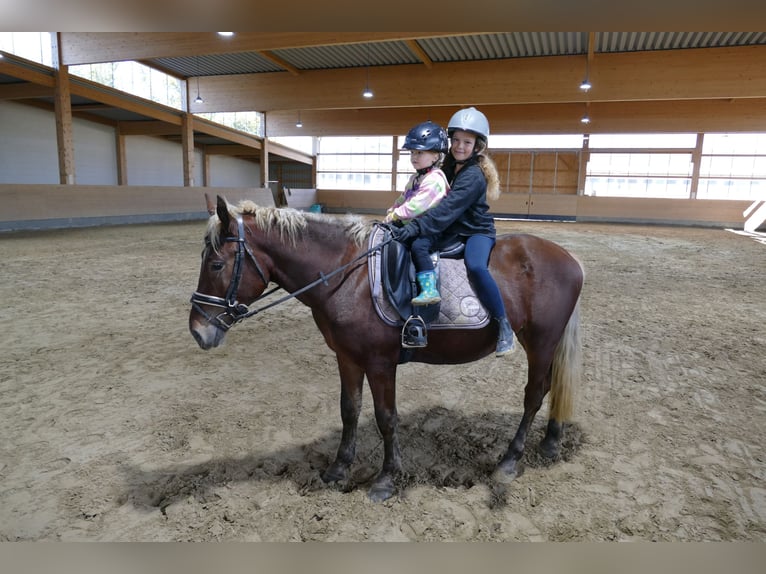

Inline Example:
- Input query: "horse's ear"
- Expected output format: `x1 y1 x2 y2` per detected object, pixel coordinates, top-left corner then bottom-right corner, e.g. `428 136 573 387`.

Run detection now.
216 195 231 231
204 193 215 216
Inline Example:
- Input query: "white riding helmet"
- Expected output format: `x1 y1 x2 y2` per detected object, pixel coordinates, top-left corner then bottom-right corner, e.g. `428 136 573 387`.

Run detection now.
447 107 490 142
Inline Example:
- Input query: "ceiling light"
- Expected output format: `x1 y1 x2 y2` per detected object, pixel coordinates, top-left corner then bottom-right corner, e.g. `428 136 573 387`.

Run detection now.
580 115 591 124
296 111 303 128
362 43 374 99
218 32 234 37
193 56 203 105
579 79 591 92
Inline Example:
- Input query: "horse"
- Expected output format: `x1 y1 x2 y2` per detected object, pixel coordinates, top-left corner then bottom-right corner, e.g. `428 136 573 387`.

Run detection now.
189 195 584 502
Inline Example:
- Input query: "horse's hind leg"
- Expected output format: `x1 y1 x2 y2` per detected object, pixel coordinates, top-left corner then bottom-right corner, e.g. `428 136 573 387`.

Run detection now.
322 354 364 485
494 354 552 482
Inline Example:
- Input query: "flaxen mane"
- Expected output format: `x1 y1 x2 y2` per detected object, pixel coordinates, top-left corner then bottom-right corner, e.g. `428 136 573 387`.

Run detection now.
206 200 372 251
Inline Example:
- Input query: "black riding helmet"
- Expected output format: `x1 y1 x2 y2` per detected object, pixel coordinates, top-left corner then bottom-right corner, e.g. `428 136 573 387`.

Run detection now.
402 121 449 153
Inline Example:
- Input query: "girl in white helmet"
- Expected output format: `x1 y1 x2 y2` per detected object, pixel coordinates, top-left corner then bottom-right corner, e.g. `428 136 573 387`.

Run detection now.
385 120 450 305
392 107 515 356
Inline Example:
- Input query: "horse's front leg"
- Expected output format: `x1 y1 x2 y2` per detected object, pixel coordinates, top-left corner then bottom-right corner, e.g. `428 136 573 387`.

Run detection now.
366 361 401 502
322 354 364 486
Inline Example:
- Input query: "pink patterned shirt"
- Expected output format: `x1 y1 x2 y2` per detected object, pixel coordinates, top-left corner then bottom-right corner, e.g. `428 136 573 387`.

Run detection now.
385 168 450 224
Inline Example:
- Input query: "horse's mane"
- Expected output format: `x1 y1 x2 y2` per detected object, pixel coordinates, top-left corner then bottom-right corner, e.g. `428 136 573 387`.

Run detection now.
206 200 373 250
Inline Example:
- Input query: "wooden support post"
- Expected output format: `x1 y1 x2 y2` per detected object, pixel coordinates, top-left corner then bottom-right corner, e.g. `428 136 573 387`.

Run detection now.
690 132 704 199
578 134 590 195
261 137 270 191
202 150 210 187
182 113 195 186
115 132 128 185
52 33 75 185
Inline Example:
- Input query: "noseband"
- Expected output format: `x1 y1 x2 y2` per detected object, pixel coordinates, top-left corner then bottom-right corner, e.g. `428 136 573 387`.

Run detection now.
190 214 272 331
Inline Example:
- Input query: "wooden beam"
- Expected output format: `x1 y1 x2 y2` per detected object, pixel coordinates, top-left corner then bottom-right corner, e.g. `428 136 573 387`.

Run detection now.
52 34 75 185
118 121 181 136
192 118 263 149
205 145 260 156
182 114 195 186
690 133 704 199
59 33 456 65
257 51 301 76
71 102 112 111
116 133 127 185
265 98 766 137
261 139 270 195
192 46 766 113
265 140 314 165
68 79 182 125
0 56 55 86
0 83 53 100
405 40 433 69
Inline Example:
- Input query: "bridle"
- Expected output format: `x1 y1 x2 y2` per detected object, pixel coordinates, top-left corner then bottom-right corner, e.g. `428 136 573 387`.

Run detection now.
190 214 274 331
190 215 393 331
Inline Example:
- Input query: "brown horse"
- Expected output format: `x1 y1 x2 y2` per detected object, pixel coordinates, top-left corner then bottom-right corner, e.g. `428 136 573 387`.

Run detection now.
189 195 584 502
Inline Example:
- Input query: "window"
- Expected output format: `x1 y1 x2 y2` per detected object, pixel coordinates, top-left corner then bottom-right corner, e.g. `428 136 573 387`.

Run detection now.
585 134 696 198
69 61 184 110
317 136 395 191
195 111 264 138
0 32 52 66
697 133 766 200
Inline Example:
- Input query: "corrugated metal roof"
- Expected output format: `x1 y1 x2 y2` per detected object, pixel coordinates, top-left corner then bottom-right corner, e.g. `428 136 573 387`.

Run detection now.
147 32 766 79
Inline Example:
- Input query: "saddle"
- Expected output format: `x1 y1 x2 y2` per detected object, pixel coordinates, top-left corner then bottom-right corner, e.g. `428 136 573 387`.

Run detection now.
380 233 464 324
368 225 489 331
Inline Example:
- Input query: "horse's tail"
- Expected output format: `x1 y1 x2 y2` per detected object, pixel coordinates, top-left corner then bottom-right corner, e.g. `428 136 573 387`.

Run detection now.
548 297 582 422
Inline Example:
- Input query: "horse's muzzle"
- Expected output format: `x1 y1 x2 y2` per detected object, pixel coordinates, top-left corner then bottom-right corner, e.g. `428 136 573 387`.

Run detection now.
190 322 225 350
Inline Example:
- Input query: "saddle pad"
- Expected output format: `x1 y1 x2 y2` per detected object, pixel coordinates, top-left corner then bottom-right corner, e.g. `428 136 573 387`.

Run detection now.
368 226 489 329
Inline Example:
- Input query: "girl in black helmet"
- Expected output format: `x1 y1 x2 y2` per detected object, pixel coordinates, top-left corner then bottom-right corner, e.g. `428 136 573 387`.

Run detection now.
385 120 450 305
391 107 516 356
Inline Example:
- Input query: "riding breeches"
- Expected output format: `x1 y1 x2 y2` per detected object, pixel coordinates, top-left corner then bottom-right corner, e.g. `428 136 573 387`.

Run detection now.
463 234 507 319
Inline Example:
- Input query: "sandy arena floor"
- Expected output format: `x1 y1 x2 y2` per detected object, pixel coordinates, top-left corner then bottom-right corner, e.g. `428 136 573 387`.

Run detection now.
1 218 764 541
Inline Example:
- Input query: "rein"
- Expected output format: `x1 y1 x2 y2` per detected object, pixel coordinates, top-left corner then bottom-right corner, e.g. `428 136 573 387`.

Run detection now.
191 216 393 331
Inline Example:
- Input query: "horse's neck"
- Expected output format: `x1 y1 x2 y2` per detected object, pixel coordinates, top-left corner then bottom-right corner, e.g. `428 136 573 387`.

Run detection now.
263 226 354 296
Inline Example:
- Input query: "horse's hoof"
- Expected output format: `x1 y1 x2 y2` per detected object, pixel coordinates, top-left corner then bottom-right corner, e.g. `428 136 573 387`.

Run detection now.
539 440 560 460
492 461 521 484
368 476 396 502
321 464 348 484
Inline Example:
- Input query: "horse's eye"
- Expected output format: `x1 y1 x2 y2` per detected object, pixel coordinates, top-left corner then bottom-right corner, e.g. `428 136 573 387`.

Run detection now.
211 261 225 271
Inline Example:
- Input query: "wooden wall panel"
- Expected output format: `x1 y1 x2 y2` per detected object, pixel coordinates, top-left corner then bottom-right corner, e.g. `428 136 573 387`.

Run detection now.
493 151 579 196
0 184 274 229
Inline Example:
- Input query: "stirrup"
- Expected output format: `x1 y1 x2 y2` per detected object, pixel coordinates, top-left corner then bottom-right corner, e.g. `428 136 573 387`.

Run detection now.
401 315 428 348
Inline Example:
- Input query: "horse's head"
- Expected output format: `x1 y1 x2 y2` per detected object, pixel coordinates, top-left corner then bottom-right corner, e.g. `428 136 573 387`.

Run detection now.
189 195 270 349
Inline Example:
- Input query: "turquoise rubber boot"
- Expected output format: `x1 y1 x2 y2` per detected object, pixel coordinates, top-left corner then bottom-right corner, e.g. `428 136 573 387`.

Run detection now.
411 271 441 305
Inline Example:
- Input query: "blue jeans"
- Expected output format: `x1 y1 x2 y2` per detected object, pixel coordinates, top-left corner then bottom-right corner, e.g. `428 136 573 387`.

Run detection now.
464 234 506 319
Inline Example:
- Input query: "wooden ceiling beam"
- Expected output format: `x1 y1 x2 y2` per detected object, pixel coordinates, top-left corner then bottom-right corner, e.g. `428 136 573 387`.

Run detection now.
256 51 301 76
265 98 766 136
0 82 53 100
59 32 457 65
0 58 55 86
205 144 259 156
191 118 263 149
118 120 181 136
405 40 434 69
191 46 766 114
